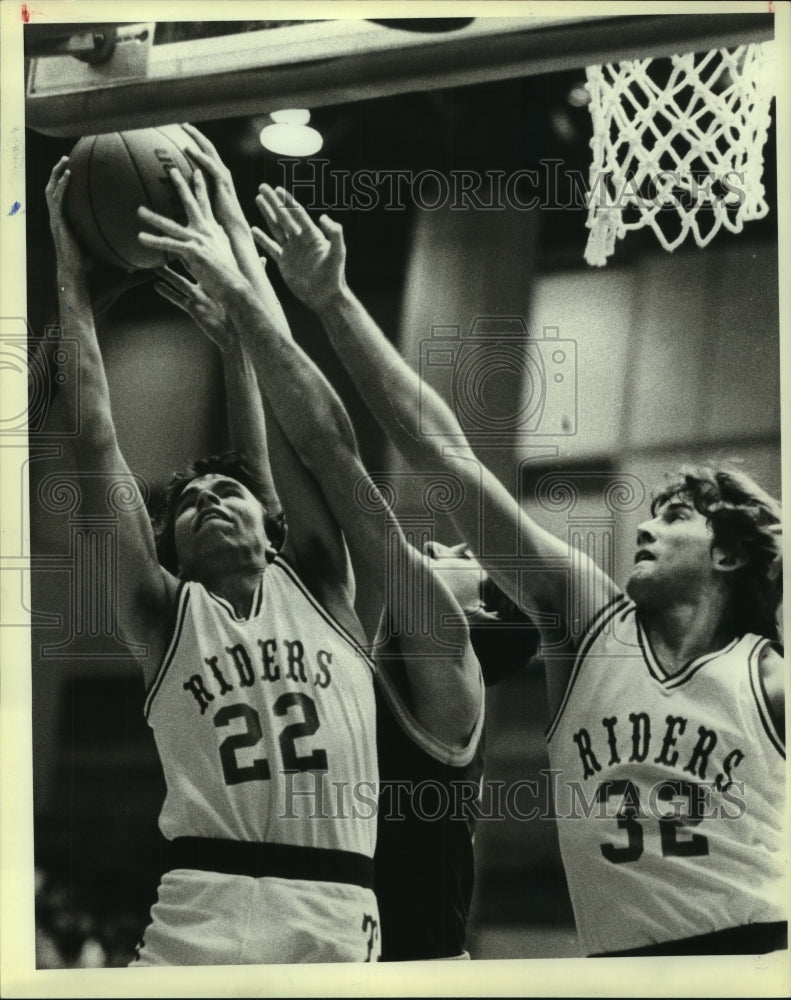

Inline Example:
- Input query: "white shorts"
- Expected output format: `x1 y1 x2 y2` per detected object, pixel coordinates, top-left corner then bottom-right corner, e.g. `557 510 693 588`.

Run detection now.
130 869 381 966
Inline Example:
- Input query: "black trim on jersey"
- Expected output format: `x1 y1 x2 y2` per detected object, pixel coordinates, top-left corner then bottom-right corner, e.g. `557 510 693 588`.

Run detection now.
252 576 264 617
545 593 631 742
636 614 740 688
634 614 659 683
748 637 785 759
160 836 374 889
144 581 190 719
206 576 264 623
270 553 376 672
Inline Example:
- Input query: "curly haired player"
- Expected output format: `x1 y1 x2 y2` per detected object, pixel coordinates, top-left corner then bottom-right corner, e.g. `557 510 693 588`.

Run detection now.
252 185 786 958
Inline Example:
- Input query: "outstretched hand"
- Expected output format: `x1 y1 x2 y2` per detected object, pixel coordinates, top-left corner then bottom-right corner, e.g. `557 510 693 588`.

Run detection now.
137 166 248 305
180 124 277 299
180 123 250 237
252 185 347 312
154 265 237 353
45 157 83 270
47 157 154 314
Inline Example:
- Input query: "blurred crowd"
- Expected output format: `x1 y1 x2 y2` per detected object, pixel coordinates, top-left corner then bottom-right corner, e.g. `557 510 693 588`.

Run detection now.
34 865 146 969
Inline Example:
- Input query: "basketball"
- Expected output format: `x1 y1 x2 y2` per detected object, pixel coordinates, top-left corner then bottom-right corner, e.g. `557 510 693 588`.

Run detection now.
64 124 199 270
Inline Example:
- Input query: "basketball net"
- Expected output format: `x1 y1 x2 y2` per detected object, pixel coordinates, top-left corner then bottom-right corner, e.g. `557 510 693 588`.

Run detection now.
583 41 775 266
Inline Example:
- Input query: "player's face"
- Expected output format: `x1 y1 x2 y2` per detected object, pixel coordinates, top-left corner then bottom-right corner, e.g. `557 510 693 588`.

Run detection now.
173 473 268 578
625 496 717 604
424 541 492 620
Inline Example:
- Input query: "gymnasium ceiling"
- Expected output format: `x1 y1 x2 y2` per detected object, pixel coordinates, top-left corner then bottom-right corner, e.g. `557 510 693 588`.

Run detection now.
22 13 778 313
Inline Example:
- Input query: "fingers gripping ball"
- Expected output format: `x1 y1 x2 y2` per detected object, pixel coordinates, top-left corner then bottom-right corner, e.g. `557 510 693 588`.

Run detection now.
64 125 200 270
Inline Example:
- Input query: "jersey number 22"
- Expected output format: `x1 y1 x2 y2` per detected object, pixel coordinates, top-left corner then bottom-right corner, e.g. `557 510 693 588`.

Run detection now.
213 692 328 785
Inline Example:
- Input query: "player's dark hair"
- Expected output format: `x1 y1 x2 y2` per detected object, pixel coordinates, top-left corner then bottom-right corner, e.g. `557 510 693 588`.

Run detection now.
468 576 541 686
651 464 782 642
153 451 285 575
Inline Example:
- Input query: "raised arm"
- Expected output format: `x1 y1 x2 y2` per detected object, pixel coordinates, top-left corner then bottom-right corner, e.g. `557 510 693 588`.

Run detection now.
138 168 482 747
180 124 290 332
46 158 177 684
253 187 618 649
153 265 282 522
173 127 364 592
152 261 352 623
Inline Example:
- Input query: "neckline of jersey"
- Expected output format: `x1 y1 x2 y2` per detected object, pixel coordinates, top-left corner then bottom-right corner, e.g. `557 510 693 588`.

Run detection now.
635 611 741 687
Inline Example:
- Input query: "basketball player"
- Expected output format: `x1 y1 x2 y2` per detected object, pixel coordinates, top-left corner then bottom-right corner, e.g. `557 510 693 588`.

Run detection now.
137 141 490 963
252 186 787 957
145 128 510 960
46 153 475 966
151 261 286 557
46 155 380 966
238 177 546 961
154 265 491 962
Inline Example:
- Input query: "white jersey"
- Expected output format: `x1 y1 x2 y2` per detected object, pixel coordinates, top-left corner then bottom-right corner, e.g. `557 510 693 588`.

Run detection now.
144 553 378 856
546 594 786 956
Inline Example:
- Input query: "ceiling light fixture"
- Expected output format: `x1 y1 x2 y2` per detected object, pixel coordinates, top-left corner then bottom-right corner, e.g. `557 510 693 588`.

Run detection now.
269 108 311 125
259 122 323 156
567 84 591 108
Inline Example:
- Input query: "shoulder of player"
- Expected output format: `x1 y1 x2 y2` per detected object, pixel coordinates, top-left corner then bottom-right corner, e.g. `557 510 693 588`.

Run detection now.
757 641 785 736
279 519 353 588
131 566 182 687
376 648 485 766
276 535 367 646
404 640 483 752
544 595 634 734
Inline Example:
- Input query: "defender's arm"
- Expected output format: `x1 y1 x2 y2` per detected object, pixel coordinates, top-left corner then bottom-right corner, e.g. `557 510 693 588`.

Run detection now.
140 171 482 746
253 187 618 649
